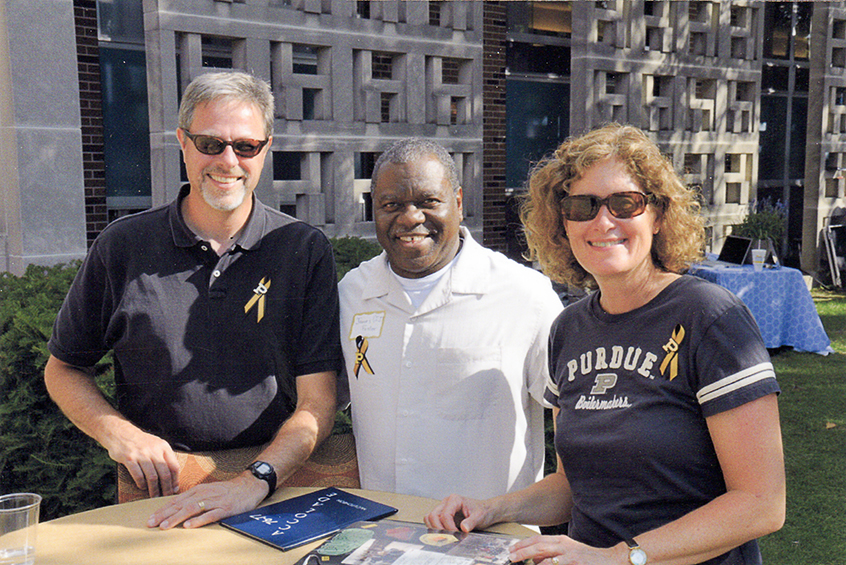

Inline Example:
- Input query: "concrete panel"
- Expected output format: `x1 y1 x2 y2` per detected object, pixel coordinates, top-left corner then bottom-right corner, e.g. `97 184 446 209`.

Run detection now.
6 0 80 129
16 126 87 265
1 0 86 273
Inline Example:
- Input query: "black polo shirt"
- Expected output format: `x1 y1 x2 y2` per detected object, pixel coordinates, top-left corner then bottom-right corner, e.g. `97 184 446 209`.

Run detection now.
49 187 342 451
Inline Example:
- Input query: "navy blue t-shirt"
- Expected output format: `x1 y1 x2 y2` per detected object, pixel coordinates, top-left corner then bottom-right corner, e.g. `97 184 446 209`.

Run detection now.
49 190 342 451
545 275 779 565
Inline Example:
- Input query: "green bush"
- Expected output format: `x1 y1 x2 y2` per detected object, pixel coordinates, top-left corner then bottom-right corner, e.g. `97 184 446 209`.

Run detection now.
0 263 116 520
330 236 382 280
732 198 787 243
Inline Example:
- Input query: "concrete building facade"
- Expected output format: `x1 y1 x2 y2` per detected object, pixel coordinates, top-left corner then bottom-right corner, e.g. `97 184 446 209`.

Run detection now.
2 0 845 283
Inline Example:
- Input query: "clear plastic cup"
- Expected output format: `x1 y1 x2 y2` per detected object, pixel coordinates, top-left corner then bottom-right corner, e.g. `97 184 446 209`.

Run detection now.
0 493 41 565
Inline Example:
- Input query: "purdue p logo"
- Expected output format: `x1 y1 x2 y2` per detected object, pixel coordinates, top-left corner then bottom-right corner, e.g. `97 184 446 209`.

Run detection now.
590 373 618 395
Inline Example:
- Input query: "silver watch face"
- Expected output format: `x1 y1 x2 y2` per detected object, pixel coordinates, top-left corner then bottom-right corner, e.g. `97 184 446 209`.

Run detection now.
629 547 647 565
253 462 272 475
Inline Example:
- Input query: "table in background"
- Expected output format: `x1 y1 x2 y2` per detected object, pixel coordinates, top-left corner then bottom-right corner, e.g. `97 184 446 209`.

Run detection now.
688 263 832 354
35 487 535 565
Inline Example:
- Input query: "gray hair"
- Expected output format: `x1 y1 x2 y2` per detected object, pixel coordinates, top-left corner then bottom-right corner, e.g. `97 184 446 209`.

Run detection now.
370 138 461 193
177 71 274 138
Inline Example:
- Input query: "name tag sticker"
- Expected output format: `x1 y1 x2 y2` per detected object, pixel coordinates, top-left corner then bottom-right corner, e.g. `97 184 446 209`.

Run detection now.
349 311 386 340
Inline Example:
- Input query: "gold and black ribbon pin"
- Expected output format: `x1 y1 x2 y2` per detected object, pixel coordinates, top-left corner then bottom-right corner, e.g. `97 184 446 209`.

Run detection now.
659 324 685 381
354 335 374 378
244 277 271 322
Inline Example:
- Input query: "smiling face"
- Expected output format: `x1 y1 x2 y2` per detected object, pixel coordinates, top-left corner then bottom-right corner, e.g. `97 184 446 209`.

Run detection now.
564 157 661 287
372 156 463 278
177 97 270 216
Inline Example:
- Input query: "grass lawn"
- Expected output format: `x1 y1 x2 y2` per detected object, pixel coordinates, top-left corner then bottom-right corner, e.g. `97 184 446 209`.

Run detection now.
757 289 846 565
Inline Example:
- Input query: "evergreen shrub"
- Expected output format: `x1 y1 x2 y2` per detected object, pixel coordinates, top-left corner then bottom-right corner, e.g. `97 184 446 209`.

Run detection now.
330 236 382 280
0 262 116 520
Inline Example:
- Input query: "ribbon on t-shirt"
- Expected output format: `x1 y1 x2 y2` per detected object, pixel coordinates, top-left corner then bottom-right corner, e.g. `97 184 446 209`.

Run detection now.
659 324 685 381
354 335 374 378
245 277 271 322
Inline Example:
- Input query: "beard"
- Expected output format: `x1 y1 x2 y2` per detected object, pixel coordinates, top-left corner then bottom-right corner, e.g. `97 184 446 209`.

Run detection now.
198 171 250 212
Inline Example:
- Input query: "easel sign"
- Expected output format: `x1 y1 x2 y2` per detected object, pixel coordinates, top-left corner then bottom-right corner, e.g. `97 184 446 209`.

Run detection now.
823 218 845 289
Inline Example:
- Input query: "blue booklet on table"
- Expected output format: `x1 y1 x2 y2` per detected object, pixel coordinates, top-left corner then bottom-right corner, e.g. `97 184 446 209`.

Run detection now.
219 487 398 551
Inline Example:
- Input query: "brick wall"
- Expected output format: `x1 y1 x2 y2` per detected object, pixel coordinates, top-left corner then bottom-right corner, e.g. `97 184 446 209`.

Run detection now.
73 0 107 247
482 2 507 251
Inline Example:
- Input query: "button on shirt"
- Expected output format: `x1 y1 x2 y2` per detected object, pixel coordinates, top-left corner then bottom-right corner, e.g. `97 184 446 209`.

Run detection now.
339 228 564 500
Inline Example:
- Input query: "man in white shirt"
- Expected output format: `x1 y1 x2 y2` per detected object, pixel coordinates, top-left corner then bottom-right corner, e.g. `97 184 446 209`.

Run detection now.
339 138 564 500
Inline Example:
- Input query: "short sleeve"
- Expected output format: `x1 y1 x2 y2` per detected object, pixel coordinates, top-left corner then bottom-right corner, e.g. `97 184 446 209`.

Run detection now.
692 301 780 417
48 241 113 368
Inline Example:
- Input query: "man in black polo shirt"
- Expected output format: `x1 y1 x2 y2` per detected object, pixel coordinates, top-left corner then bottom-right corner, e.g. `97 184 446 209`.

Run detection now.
45 71 342 529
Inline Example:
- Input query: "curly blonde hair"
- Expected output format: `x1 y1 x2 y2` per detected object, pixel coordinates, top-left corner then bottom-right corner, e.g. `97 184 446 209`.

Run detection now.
520 123 705 288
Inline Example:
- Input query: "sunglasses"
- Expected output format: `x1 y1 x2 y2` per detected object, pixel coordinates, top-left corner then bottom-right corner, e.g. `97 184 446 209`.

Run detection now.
560 191 655 222
181 130 269 158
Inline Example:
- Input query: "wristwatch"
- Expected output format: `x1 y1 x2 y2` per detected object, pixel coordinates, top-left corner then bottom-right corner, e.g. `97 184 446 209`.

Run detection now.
625 538 647 565
247 461 277 498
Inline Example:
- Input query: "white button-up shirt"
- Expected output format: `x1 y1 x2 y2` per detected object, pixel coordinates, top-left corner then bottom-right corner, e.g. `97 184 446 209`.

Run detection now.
339 228 564 500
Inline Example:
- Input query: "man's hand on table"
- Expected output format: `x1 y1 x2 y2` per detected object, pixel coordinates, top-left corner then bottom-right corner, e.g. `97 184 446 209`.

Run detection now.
105 423 181 498
146 473 268 530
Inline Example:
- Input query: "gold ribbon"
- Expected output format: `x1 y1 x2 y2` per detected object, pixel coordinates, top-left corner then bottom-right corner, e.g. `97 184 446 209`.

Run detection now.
354 335 374 378
659 324 685 381
244 277 271 322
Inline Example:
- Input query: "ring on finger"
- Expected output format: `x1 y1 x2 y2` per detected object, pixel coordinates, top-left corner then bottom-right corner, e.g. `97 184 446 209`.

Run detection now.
551 557 559 565
198 500 206 510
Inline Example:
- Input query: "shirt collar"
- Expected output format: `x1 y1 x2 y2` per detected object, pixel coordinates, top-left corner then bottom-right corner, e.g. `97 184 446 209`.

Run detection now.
363 226 489 300
169 184 267 251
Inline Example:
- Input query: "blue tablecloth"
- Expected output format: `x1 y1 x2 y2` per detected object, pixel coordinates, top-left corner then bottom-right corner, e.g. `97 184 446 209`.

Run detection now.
688 263 833 354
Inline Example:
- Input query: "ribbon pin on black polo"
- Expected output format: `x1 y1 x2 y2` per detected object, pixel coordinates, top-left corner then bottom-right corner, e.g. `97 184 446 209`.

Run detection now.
245 277 271 322
354 335 374 378
659 324 685 381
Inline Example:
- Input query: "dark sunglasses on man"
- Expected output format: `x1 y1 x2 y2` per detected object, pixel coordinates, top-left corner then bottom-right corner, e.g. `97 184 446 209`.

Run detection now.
560 191 657 222
181 129 269 158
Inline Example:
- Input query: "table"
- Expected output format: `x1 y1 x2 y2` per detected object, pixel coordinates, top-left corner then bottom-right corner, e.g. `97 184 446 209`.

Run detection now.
688 263 833 354
35 488 535 565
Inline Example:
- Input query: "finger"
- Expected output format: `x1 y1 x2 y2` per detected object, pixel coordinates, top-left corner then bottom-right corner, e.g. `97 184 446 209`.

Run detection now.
147 499 181 528
425 508 451 531
183 506 226 529
426 499 460 531
154 459 177 497
509 536 555 563
511 534 544 551
125 461 148 491
164 448 181 494
154 497 206 530
138 460 161 498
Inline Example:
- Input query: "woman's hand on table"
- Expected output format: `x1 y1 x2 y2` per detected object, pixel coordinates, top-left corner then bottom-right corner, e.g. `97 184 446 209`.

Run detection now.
424 494 498 533
146 473 266 530
508 535 619 565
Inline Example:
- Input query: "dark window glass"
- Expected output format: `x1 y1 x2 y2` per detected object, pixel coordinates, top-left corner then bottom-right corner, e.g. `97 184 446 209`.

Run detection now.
507 1 571 37
506 79 569 189
789 97 807 179
759 95 787 180
202 36 233 69
100 46 151 198
96 0 144 43
506 42 570 75
794 1 812 60
429 1 442 26
355 152 379 180
273 152 302 181
293 44 318 75
795 67 809 92
762 65 790 93
356 1 370 19
763 2 792 59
